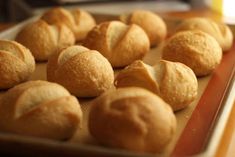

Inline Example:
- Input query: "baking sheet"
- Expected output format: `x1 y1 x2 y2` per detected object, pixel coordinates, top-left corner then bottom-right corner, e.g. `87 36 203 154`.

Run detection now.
0 14 234 157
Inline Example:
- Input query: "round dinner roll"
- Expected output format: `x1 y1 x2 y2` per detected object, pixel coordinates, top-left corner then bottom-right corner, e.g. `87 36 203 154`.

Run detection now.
16 20 75 61
83 21 150 68
115 60 198 111
0 40 35 89
120 10 167 47
0 80 82 140
175 17 233 52
41 7 96 41
162 30 222 76
47 45 114 97
89 87 176 153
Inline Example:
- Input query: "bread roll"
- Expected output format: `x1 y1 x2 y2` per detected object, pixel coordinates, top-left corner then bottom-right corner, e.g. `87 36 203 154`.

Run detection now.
83 21 150 68
0 80 82 140
115 60 198 111
120 10 167 47
0 40 35 89
89 87 176 153
175 17 233 52
41 7 96 41
47 45 114 97
16 20 75 61
162 30 222 76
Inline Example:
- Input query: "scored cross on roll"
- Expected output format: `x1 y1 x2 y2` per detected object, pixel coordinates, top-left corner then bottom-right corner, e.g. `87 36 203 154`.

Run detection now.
83 21 150 68
0 80 82 140
16 20 75 61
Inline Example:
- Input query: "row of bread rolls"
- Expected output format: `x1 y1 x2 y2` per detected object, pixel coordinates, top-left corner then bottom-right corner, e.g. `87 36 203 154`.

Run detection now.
16 7 96 61
0 40 115 96
0 40 84 140
0 8 175 153
46 45 176 153
0 7 233 154
14 7 232 74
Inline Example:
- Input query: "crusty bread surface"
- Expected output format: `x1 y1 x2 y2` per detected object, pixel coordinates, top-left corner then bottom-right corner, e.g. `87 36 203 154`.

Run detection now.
89 87 176 153
0 80 83 140
83 21 150 68
115 60 198 111
175 17 233 52
16 20 75 61
162 30 222 76
0 40 35 89
120 10 167 47
47 45 114 97
41 7 96 41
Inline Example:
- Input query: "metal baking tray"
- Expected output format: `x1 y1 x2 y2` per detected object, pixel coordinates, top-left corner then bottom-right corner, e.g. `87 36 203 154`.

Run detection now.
0 14 234 157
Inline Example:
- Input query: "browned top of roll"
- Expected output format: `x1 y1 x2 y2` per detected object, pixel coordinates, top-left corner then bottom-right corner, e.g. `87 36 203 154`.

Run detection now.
89 87 176 153
175 17 233 52
41 7 96 41
115 60 198 111
83 21 150 67
0 80 82 140
162 30 222 76
47 45 114 97
0 40 35 89
16 20 75 61
120 10 167 47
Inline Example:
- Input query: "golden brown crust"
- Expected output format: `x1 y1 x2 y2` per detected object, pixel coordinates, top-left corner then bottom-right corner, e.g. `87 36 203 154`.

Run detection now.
115 60 160 94
47 45 114 97
88 87 176 153
83 21 150 68
162 30 222 76
41 7 96 41
115 60 198 111
71 9 96 40
0 80 82 140
120 10 167 47
0 40 35 89
157 60 198 111
175 17 233 52
15 20 75 61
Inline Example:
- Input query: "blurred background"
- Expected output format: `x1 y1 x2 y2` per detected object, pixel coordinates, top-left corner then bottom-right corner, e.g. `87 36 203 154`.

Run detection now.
0 0 234 23
0 0 197 22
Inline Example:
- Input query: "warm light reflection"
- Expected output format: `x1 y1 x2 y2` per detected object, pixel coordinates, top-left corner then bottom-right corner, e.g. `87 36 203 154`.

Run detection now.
223 0 235 17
